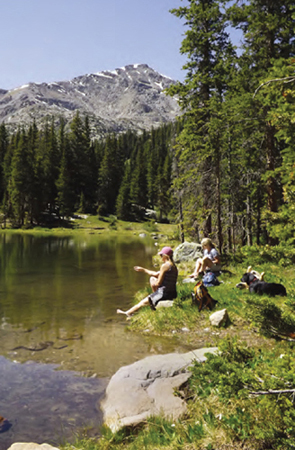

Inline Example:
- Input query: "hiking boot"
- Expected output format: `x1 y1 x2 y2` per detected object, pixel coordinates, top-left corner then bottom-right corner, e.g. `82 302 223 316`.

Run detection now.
148 297 157 311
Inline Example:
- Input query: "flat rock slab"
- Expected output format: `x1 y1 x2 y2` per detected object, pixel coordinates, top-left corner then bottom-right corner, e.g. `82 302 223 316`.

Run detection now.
7 444 59 450
101 347 218 432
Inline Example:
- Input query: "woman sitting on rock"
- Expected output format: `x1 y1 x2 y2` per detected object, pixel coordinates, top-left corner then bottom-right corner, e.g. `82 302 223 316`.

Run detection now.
189 238 221 279
117 246 178 318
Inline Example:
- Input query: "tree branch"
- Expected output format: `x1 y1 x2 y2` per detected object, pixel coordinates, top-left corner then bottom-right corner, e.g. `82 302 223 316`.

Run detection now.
250 389 295 396
253 76 295 98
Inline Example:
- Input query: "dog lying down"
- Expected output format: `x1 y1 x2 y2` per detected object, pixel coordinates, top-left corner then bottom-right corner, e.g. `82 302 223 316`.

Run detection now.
236 266 287 297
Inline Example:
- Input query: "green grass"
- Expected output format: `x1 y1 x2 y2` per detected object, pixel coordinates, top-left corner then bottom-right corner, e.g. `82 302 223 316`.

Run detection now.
0 214 179 243
59 262 295 450
128 263 295 344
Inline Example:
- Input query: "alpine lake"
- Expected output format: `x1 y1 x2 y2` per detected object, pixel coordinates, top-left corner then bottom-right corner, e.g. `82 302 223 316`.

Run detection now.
0 231 190 449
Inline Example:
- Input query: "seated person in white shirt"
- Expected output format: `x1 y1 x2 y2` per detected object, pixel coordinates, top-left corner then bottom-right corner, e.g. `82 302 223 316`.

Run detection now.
189 238 221 279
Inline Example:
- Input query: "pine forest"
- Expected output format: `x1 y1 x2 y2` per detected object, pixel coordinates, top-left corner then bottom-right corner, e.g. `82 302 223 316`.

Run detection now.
1 0 295 254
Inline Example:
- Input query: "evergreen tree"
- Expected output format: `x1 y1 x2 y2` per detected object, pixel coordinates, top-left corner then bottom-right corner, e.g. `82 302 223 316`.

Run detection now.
157 153 172 221
97 136 121 215
129 144 148 208
8 130 32 226
56 135 75 218
167 0 236 247
116 162 132 220
69 112 89 210
146 140 157 209
27 121 44 224
255 58 295 243
41 120 60 215
0 123 8 205
228 0 295 243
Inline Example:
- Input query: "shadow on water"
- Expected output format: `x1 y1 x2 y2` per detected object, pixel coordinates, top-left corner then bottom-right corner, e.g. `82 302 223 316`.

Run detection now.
0 356 108 450
0 232 192 446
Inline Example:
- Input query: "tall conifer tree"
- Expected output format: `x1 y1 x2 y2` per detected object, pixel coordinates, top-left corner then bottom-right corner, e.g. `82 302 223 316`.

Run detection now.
0 123 8 205
228 0 295 243
9 130 32 226
168 0 236 247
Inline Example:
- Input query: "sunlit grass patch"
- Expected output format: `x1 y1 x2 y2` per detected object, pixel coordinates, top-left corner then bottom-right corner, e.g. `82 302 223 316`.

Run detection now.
60 262 295 450
127 263 295 348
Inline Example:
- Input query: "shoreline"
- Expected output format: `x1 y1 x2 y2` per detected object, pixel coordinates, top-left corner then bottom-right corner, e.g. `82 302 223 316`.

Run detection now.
0 215 179 246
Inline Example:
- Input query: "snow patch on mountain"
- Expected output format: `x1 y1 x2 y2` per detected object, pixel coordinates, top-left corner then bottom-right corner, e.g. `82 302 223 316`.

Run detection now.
0 64 180 137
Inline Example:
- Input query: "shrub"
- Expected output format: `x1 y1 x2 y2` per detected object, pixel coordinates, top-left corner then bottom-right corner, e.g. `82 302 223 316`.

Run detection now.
232 244 295 267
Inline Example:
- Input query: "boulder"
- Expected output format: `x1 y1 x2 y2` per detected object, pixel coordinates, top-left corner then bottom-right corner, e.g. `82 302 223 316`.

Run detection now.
156 300 174 308
210 309 229 327
173 242 202 263
101 347 218 432
7 444 59 450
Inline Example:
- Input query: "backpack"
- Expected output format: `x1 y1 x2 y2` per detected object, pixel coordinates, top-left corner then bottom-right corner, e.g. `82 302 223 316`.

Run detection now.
191 281 218 312
202 271 220 287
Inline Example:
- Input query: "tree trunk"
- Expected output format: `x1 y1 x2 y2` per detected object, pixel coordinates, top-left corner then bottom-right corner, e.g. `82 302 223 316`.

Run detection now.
265 123 279 245
246 172 253 246
216 144 223 254
178 195 185 243
256 179 262 245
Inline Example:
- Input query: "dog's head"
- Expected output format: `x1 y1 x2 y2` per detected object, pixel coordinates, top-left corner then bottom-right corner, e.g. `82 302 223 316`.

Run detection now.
236 272 257 289
241 272 257 285
247 266 265 281
236 268 265 289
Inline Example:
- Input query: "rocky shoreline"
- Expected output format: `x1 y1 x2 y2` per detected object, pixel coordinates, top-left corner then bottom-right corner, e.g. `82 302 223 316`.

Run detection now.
7 347 218 450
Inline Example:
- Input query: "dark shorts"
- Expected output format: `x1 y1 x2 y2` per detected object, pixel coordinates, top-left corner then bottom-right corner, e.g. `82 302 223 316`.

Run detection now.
149 287 177 308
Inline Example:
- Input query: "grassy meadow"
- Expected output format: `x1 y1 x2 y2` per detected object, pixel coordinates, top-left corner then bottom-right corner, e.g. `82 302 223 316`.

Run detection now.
59 227 295 450
0 214 178 239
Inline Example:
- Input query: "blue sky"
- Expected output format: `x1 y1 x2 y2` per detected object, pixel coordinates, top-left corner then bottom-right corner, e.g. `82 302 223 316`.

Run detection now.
0 0 189 90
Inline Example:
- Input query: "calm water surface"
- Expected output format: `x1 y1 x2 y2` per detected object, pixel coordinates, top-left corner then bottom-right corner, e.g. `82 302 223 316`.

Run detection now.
0 232 189 449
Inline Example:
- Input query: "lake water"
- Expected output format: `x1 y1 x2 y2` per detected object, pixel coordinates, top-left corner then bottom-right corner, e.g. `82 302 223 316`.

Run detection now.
0 232 189 449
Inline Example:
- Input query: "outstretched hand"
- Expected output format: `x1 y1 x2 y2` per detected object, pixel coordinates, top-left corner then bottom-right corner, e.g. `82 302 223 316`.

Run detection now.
134 266 144 272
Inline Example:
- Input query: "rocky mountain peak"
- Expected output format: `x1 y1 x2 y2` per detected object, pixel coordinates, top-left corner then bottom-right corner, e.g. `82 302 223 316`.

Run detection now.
0 64 180 137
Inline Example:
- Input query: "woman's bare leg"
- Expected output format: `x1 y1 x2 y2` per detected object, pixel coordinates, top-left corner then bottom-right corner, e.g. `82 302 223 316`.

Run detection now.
117 296 150 317
190 258 202 278
200 256 213 272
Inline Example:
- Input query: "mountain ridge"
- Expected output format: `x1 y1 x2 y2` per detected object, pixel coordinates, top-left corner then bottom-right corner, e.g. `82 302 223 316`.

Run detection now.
0 64 180 137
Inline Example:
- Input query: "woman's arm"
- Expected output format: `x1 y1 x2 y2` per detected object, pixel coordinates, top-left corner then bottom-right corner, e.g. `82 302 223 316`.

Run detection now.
210 248 221 265
134 266 160 277
152 263 170 288
212 254 221 265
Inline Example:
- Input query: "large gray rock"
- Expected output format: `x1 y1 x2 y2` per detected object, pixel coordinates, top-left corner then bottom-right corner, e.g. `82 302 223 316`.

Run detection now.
7 444 59 450
174 242 202 263
210 309 229 327
101 347 218 432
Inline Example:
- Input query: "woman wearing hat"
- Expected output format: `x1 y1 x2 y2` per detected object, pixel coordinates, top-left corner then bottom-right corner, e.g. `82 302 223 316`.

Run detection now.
117 246 178 317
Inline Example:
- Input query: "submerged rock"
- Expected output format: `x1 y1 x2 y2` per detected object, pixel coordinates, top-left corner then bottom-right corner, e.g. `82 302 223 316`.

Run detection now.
101 347 218 432
0 416 12 433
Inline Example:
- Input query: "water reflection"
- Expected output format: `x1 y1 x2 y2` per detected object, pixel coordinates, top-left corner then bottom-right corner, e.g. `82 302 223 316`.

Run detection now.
0 233 188 376
0 233 193 447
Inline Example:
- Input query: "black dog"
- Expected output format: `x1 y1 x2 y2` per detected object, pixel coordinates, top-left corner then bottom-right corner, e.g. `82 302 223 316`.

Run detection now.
236 272 287 297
